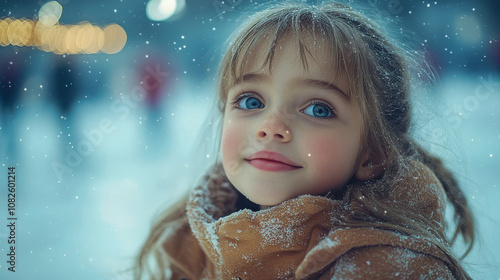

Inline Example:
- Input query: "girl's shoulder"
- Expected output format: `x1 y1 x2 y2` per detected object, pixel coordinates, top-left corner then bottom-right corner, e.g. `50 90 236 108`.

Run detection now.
295 160 455 279
390 160 448 223
328 244 455 279
296 226 456 279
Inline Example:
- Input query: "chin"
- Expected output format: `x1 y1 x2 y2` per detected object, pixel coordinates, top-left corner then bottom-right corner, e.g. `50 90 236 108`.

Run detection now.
246 194 292 208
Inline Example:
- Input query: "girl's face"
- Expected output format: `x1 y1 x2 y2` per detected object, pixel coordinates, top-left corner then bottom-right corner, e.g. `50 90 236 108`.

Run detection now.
221 37 367 206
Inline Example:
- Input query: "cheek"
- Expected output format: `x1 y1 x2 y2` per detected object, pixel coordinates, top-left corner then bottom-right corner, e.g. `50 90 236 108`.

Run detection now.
304 135 355 176
307 137 340 166
221 122 246 166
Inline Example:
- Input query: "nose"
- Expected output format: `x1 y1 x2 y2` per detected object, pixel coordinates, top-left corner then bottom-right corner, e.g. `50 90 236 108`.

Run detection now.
255 111 293 143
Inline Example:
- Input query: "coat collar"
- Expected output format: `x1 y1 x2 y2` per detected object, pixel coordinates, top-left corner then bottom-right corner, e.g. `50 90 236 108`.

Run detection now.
185 161 448 279
187 183 343 279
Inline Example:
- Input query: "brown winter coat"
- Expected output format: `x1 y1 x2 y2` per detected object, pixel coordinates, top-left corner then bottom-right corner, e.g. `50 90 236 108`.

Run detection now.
162 161 458 279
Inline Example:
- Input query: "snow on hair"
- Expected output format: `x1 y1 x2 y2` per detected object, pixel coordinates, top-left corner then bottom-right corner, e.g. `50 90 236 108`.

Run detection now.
135 2 475 279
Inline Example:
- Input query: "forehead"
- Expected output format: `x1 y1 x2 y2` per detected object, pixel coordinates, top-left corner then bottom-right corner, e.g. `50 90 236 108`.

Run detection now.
237 33 351 92
219 13 369 108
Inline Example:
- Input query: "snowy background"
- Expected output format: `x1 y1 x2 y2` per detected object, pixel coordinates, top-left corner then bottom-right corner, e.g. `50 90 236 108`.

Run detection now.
0 0 499 279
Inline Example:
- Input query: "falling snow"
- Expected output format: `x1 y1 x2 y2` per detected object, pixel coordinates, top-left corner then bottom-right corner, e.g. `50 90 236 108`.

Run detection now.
0 0 497 279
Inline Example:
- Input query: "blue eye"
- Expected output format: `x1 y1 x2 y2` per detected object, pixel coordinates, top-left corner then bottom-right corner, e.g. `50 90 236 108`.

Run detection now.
238 96 264 110
303 103 333 118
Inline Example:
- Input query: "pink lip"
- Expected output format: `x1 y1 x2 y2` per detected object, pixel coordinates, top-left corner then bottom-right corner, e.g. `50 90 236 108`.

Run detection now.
245 151 302 172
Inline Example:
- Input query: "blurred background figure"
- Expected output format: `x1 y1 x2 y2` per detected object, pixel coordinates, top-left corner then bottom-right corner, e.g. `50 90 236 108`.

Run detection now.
137 53 175 154
0 54 24 159
50 55 80 145
51 55 79 116
138 55 173 111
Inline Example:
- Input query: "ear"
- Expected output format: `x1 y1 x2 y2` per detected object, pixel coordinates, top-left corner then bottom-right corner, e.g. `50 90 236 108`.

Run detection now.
355 150 386 181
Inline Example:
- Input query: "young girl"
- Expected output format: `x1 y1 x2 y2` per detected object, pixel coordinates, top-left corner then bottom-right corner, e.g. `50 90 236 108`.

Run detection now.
135 2 475 279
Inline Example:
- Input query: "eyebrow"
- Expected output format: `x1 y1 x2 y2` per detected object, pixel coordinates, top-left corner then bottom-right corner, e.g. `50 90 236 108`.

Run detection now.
236 73 349 101
237 73 269 84
299 78 349 101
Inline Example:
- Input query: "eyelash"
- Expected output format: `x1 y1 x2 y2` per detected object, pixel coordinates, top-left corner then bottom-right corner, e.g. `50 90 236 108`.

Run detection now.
304 100 337 119
231 92 259 110
230 92 337 120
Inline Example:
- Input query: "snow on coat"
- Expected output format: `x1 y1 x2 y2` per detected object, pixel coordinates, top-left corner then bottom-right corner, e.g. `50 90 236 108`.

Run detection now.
161 161 456 279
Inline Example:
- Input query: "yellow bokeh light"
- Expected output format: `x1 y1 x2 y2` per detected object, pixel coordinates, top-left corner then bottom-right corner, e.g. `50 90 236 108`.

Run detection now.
85 25 104 54
39 24 57 52
76 22 94 54
65 24 80 54
5 19 34 47
0 18 13 46
51 25 68 54
7 19 21 46
20 20 35 46
1 17 126 55
101 24 127 54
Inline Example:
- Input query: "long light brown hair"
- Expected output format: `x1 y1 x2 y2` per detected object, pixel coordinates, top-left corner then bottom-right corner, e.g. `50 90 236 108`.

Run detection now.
135 2 475 279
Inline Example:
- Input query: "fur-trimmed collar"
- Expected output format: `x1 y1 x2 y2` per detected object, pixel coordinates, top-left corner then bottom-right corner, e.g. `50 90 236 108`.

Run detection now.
180 161 454 279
